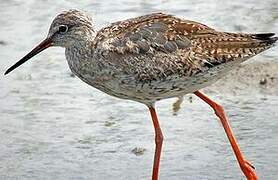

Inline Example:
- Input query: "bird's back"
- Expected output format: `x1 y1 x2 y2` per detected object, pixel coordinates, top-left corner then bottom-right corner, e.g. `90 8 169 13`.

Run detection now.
87 13 277 103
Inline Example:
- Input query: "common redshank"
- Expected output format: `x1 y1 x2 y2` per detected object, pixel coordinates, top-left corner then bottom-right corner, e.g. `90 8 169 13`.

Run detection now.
5 10 277 180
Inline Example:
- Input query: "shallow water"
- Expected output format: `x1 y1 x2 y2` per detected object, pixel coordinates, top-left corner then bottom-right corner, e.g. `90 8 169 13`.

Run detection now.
0 0 278 179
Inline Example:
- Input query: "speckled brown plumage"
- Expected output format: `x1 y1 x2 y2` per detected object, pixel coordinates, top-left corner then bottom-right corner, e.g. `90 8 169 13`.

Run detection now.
6 10 278 105
83 11 277 104
94 12 276 75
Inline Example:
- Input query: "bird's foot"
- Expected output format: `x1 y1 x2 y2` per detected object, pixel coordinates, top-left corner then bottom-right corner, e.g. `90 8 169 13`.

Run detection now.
240 160 258 180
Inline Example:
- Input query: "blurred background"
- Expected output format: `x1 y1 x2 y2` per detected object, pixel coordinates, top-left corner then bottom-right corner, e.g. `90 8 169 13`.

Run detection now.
0 0 277 179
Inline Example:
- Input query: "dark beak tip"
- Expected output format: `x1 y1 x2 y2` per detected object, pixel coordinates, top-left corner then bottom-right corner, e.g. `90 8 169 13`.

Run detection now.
4 70 10 75
4 63 18 75
4 38 52 76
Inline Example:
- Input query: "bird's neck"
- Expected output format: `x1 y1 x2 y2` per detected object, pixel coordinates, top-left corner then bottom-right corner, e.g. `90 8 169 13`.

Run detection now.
65 34 97 78
73 28 96 45
66 27 96 58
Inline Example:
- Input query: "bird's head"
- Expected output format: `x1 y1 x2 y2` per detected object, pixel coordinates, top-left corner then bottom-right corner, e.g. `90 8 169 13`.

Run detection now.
4 9 94 75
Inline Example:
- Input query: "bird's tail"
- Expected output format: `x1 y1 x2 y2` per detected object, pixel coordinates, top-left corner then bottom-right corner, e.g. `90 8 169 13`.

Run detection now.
250 33 278 46
200 32 277 68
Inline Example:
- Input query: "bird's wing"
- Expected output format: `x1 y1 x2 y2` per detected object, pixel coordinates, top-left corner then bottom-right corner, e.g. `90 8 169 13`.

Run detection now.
94 13 277 64
92 13 277 82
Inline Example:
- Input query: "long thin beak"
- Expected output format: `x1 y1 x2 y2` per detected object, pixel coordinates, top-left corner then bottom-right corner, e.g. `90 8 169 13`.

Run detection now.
4 38 52 75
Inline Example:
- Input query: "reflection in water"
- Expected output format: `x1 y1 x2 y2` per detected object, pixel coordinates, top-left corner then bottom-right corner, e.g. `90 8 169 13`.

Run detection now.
0 0 278 179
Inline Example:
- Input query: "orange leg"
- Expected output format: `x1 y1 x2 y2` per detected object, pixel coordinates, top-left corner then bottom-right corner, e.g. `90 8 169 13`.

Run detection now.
194 91 258 180
149 106 164 180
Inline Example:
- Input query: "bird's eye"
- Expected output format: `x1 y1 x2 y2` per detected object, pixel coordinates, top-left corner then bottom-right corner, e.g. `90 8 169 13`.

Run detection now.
58 25 68 34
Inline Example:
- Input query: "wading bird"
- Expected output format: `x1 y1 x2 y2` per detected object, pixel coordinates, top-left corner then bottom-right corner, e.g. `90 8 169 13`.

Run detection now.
5 10 277 180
